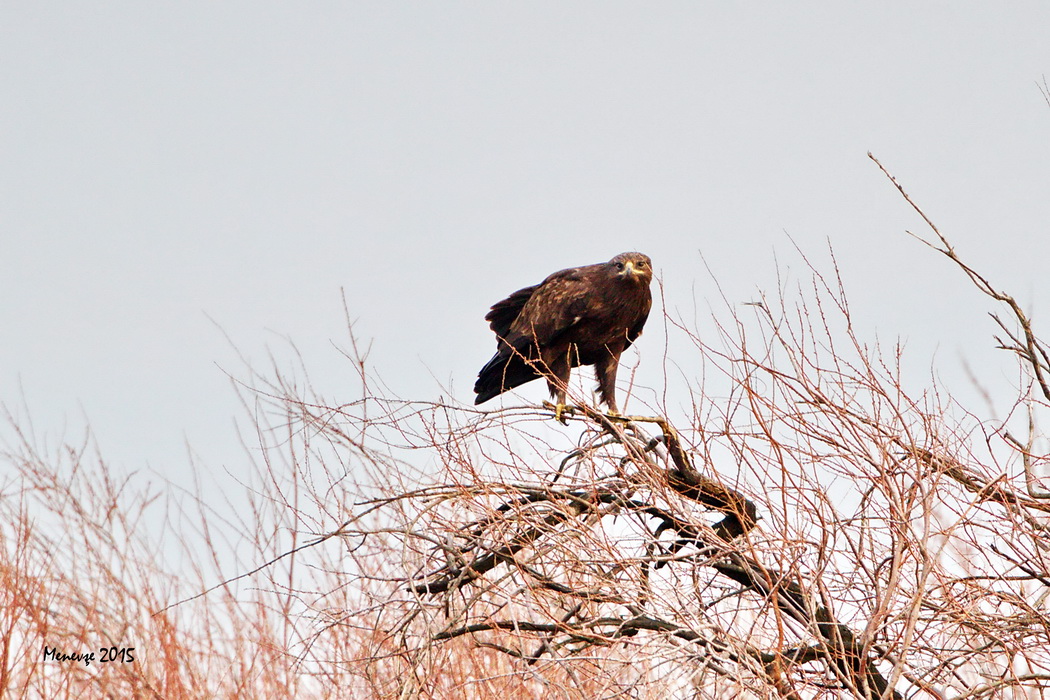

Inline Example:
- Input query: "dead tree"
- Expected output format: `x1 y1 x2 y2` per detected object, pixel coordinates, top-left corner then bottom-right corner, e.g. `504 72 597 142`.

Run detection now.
254 162 1050 698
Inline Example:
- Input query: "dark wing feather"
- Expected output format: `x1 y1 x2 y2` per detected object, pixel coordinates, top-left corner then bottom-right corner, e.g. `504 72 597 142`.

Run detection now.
484 284 539 340
473 351 539 404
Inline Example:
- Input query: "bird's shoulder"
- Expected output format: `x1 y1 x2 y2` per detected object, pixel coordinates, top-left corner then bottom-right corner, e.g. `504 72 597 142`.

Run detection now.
534 262 605 296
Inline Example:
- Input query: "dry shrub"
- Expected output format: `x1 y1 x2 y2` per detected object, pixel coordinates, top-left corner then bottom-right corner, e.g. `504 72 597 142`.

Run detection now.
3 163 1049 699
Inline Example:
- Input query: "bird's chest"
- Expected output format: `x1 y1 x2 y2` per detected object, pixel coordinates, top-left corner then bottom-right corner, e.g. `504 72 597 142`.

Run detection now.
564 291 646 349
594 287 648 324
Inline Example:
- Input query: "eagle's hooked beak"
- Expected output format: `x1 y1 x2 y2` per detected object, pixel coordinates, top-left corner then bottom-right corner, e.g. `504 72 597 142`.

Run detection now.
620 261 637 277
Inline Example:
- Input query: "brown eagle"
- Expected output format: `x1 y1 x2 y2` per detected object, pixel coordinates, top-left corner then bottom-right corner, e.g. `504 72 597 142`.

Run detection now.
473 252 653 420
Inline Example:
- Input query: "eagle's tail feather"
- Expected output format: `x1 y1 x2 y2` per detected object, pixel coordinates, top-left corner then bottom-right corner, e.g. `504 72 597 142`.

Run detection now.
474 352 540 404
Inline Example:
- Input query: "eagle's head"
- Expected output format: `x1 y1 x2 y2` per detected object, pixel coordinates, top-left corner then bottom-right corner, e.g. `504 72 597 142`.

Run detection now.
608 252 653 285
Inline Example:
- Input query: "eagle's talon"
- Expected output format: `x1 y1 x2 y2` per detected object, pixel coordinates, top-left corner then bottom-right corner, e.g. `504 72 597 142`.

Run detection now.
542 401 574 423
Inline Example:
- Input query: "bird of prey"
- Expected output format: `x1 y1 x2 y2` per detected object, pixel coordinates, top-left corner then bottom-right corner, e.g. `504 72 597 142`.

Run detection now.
473 252 653 421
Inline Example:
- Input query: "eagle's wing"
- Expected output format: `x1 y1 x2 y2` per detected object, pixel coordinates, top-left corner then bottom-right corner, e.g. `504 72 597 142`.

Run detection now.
504 267 596 349
485 284 539 340
474 269 593 405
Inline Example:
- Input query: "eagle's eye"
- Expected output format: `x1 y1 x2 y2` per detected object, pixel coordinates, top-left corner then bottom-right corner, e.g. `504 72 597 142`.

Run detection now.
615 262 624 270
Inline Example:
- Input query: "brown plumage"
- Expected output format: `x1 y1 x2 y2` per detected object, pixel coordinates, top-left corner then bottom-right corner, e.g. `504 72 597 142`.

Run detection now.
473 252 653 418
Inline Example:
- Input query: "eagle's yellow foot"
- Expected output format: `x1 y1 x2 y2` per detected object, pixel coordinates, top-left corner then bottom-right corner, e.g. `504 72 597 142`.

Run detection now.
542 401 575 424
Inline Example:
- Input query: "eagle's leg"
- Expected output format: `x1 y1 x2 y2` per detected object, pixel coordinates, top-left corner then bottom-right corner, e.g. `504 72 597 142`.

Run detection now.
544 352 574 424
545 386 574 424
595 353 622 417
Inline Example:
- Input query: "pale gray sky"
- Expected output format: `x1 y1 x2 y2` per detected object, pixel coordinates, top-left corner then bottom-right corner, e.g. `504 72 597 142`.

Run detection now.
2 3 1049 486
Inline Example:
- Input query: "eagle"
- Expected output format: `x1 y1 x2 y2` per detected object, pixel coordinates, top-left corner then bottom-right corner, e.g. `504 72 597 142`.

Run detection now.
473 252 653 421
